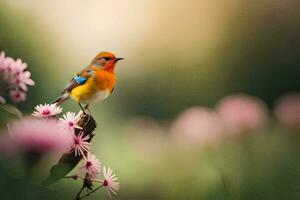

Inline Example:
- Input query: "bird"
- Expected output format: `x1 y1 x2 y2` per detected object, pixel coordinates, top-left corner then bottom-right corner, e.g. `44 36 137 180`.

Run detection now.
52 52 123 114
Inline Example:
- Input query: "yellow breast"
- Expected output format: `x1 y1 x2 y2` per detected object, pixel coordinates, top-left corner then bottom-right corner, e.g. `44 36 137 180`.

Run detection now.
70 69 115 104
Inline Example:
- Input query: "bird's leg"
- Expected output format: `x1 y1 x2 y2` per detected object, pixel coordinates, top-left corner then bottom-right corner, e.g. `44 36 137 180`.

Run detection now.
84 104 92 115
78 103 87 115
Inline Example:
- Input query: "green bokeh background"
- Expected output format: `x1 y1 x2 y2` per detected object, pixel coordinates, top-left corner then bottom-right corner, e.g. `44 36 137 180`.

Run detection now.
0 0 300 199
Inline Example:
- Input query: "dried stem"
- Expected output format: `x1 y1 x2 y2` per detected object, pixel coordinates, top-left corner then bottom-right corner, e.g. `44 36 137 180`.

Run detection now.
64 175 82 180
78 185 104 200
74 184 86 200
74 173 100 200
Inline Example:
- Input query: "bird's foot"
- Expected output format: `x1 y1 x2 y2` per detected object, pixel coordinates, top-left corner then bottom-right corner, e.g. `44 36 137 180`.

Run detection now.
78 103 88 115
84 105 92 116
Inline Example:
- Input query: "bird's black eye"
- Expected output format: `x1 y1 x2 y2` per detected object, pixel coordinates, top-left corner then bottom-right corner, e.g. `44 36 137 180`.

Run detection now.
103 57 111 61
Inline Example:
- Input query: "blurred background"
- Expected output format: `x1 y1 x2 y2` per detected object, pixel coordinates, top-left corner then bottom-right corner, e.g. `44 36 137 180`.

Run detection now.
0 0 300 199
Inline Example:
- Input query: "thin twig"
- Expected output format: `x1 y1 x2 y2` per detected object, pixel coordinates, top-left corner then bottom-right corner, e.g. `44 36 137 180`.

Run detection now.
78 185 104 200
64 175 83 180
64 176 76 179
74 184 86 200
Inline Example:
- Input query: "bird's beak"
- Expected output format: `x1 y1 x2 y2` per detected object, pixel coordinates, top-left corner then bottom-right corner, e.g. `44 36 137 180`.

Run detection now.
116 57 124 62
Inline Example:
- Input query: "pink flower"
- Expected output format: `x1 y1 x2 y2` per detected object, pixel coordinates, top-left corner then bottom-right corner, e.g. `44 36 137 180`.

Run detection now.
7 118 72 154
32 103 63 118
170 107 225 146
59 111 82 133
216 94 268 134
9 89 26 103
0 51 34 104
1 56 14 74
275 93 300 130
93 166 120 198
16 71 35 91
3 58 26 77
80 152 101 179
1 57 15 82
12 59 27 75
71 131 90 157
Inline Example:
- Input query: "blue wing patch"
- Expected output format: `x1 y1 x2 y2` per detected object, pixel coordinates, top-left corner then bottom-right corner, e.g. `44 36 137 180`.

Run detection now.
74 76 87 84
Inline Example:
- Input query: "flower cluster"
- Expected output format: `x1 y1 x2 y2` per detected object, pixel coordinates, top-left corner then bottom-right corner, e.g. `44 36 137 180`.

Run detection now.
170 94 268 147
71 153 120 198
0 51 34 104
74 153 119 198
32 103 90 157
168 93 300 148
32 103 119 198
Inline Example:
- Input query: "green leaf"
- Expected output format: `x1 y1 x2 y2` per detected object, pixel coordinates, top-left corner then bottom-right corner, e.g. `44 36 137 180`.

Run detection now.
0 104 23 119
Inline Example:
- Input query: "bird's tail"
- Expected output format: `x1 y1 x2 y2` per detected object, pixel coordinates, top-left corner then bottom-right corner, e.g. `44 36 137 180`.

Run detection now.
51 93 70 106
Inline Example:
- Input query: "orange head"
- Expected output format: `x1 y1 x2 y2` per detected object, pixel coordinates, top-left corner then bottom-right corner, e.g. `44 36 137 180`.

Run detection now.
91 52 123 72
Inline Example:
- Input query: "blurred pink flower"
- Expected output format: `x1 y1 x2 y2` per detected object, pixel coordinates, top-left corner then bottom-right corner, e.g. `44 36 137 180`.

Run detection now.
7 118 72 154
216 94 268 133
275 93 300 130
32 103 63 118
1 57 15 75
15 71 35 91
9 89 26 103
12 59 27 75
59 111 82 133
80 152 101 179
92 166 120 198
71 131 90 157
0 56 14 82
170 107 225 146
0 51 34 104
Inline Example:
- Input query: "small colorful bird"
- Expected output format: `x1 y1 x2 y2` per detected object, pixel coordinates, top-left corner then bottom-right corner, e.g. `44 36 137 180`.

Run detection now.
53 52 123 113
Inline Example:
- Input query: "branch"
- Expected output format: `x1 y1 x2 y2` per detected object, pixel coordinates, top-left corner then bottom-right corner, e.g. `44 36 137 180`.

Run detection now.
74 184 86 200
78 185 104 200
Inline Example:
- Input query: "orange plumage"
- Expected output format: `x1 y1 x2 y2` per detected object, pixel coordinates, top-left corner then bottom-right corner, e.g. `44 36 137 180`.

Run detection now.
53 52 123 111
